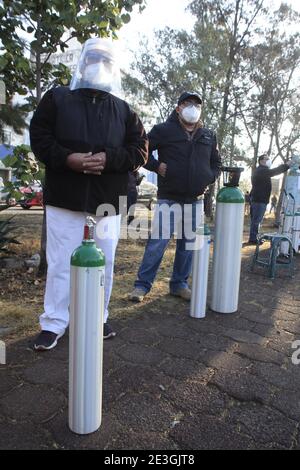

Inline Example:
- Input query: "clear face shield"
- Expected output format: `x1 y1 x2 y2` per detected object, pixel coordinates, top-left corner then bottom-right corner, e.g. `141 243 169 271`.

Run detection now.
69 38 121 95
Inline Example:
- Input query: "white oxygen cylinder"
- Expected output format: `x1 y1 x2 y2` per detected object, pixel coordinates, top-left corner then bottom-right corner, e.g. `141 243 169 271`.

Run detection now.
69 216 105 435
211 184 245 313
190 225 211 318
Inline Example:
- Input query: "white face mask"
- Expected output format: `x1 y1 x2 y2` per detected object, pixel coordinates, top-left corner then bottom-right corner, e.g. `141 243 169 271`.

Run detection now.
180 105 201 124
83 63 112 91
265 159 272 168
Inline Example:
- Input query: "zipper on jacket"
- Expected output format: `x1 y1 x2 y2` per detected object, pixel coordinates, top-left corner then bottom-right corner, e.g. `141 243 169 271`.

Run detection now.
92 96 96 104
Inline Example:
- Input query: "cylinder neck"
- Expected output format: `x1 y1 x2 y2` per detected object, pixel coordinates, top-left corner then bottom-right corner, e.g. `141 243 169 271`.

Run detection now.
83 216 96 242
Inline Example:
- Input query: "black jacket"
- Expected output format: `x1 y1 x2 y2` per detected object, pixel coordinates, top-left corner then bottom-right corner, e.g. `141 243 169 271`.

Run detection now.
251 164 289 204
29 87 148 214
145 111 222 202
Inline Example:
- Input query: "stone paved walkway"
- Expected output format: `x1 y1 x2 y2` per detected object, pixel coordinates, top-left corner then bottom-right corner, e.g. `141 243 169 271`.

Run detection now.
0 247 300 450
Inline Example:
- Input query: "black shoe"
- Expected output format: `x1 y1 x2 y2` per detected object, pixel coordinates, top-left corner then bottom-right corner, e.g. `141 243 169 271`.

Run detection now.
34 330 63 351
103 323 116 340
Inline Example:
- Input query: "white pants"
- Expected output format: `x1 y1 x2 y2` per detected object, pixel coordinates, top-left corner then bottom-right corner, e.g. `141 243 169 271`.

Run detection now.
40 205 121 335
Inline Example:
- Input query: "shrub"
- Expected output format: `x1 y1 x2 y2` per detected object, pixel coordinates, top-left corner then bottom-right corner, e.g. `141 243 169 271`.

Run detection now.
0 217 21 255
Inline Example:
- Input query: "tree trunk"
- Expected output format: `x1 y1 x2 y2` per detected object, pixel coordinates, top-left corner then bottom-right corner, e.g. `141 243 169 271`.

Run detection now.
229 101 238 166
274 173 287 227
36 17 47 276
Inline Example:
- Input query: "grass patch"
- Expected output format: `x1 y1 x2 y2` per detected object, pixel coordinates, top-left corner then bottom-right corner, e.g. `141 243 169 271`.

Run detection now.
0 300 40 337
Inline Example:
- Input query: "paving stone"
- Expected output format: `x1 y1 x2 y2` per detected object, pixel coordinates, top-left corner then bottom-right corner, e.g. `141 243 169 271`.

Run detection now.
267 336 297 356
251 324 279 338
158 338 207 360
207 315 256 332
225 402 297 448
209 369 274 404
241 309 275 326
169 415 256 450
272 310 299 321
110 430 178 450
221 328 265 345
245 313 275 327
0 384 66 423
116 343 165 366
195 333 236 351
201 351 252 370
159 357 213 381
277 301 300 313
111 393 176 433
117 327 161 345
102 364 173 409
186 319 227 336
242 295 278 310
103 349 126 375
235 343 285 366
165 382 229 417
251 362 300 391
238 300 264 315
149 319 197 340
279 320 300 335
5 339 39 366
0 420 54 450
0 371 22 396
270 389 300 422
22 359 68 387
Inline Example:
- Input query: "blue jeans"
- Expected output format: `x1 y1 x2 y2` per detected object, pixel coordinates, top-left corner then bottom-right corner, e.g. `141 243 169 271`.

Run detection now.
134 199 203 293
249 202 267 242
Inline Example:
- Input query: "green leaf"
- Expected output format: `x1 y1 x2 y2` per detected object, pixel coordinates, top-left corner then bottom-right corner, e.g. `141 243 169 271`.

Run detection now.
121 14 131 24
99 20 109 28
0 56 8 70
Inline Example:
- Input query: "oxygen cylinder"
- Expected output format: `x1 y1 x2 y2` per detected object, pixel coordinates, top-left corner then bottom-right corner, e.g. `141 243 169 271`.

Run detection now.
293 214 300 252
280 157 300 254
69 216 105 435
0 340 5 364
190 224 211 318
211 170 245 314
280 213 294 255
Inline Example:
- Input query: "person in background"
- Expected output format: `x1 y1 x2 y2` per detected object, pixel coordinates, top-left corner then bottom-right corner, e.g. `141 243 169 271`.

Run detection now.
29 37 148 350
127 170 145 224
244 190 251 216
248 154 291 244
269 194 278 214
129 91 221 303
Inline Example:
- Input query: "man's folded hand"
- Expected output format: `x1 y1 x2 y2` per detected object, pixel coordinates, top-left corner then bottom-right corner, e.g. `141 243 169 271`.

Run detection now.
66 152 106 175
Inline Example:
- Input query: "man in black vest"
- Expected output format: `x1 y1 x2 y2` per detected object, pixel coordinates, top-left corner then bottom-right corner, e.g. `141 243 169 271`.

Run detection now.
30 38 148 350
248 153 291 244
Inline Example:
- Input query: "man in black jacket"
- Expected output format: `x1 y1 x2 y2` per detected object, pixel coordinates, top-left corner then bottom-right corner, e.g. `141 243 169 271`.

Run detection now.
248 153 291 243
30 38 148 350
129 91 221 302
